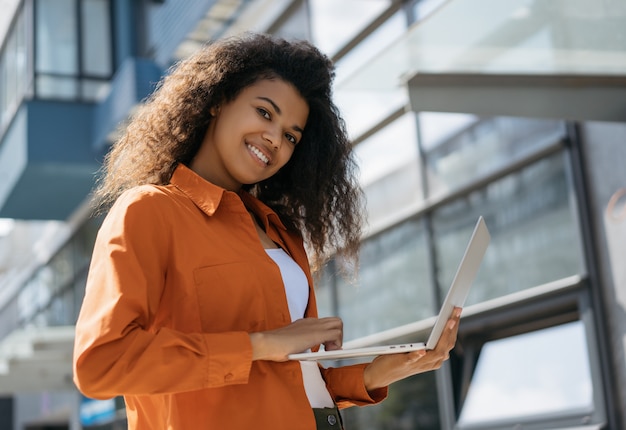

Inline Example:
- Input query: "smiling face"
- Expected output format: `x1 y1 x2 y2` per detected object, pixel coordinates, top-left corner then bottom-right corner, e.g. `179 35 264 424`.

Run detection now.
190 78 309 191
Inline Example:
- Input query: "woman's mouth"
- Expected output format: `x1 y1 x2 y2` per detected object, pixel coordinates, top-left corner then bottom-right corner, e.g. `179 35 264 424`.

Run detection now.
247 144 270 165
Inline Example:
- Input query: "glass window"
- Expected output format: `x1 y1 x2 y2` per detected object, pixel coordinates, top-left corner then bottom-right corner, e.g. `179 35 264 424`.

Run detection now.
3 28 18 122
272 0 310 42
355 112 423 226
34 0 112 101
412 0 447 21
36 0 78 75
36 75 79 99
314 261 335 318
82 0 113 77
432 151 585 306
49 242 75 291
82 79 110 100
421 115 566 198
333 10 408 140
343 371 440 429
337 218 432 341
309 0 392 56
457 321 594 427
1 5 29 138
1 43 9 130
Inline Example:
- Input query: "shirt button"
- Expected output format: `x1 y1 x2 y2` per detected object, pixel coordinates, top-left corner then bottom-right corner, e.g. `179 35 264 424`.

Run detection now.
224 373 234 381
328 415 337 426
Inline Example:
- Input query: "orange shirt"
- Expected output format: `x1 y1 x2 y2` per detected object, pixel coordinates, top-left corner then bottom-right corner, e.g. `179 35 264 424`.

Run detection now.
73 164 387 429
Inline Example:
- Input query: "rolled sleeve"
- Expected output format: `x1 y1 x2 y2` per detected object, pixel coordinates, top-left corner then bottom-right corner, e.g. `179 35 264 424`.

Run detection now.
321 363 388 409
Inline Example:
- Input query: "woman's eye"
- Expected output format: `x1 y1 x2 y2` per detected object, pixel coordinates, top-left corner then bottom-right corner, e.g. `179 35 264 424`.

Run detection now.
257 107 270 119
285 134 297 145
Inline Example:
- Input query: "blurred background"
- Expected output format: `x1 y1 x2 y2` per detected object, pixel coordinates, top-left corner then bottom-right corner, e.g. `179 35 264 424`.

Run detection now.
0 0 625 429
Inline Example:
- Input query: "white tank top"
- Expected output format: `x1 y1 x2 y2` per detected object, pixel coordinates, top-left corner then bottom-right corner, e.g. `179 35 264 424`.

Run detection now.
265 248 335 408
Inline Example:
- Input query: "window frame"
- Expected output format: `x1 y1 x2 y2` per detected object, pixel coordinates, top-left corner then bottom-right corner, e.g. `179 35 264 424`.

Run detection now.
32 0 114 101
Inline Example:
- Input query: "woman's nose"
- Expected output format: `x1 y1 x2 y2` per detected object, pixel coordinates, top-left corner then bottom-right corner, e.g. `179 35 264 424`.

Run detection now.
262 126 281 151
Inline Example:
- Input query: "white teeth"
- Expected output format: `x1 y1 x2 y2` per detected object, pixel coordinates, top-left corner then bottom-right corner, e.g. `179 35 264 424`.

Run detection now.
247 144 269 165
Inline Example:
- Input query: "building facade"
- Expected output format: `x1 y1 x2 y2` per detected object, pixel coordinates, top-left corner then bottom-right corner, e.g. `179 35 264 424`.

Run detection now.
0 0 625 429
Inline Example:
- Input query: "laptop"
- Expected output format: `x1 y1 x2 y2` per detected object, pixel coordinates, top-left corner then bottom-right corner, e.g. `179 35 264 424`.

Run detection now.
288 216 490 361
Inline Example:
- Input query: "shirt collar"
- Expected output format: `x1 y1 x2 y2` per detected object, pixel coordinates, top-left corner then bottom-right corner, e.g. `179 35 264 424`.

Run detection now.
170 164 225 216
239 191 287 232
170 164 287 231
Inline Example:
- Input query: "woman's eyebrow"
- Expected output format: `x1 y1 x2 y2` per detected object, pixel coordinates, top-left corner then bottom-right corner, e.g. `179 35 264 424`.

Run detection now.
257 96 281 114
257 96 304 134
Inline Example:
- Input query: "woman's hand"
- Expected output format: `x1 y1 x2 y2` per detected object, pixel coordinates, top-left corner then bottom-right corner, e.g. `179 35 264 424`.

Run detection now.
363 307 462 391
250 317 343 362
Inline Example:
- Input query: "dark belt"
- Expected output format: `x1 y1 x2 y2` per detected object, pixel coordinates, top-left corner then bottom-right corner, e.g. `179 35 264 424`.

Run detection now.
313 406 344 430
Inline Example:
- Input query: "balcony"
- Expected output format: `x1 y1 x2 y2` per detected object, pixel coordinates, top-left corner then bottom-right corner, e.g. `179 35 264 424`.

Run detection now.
0 57 162 220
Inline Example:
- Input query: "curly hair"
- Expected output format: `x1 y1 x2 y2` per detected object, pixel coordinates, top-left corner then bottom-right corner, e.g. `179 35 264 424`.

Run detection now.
94 32 364 270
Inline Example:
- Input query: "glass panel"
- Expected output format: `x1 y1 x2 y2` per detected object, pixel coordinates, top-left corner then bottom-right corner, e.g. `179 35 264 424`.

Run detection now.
49 242 75 291
342 371 440 430
0 6 28 135
355 112 423 226
272 1 309 42
82 0 112 76
1 46 7 130
36 0 78 74
458 321 594 427
15 5 30 99
333 10 407 140
46 288 75 326
422 115 566 197
81 79 110 101
17 279 39 323
412 0 447 21
309 0 391 56
340 0 626 92
432 151 584 305
314 261 335 318
4 26 18 119
338 219 432 341
36 74 79 99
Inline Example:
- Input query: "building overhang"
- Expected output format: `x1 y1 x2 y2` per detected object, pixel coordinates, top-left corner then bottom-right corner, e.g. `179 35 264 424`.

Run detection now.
0 326 75 395
406 72 626 122
338 0 626 122
0 101 100 220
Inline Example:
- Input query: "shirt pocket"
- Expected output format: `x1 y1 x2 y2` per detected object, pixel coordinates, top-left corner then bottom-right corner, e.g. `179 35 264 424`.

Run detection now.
193 262 265 332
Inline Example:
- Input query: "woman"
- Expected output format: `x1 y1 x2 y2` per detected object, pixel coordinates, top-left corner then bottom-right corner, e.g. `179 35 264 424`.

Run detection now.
73 33 460 429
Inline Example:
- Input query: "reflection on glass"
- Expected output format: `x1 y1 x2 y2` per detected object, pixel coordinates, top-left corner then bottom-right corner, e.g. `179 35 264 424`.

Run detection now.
1 6 29 135
338 219 432 341
16 219 99 327
82 80 110 101
432 152 583 305
272 0 309 42
82 0 112 77
343 371 440 430
36 0 78 74
340 0 626 92
458 321 593 427
314 261 335 318
355 112 422 227
36 75 78 99
333 10 407 139
422 115 566 197
309 0 391 56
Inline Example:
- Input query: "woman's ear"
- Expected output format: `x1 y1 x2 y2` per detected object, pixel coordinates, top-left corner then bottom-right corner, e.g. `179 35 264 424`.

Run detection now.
209 106 220 117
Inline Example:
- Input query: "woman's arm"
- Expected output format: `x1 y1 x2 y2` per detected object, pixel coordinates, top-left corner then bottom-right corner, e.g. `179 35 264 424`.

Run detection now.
73 189 253 399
